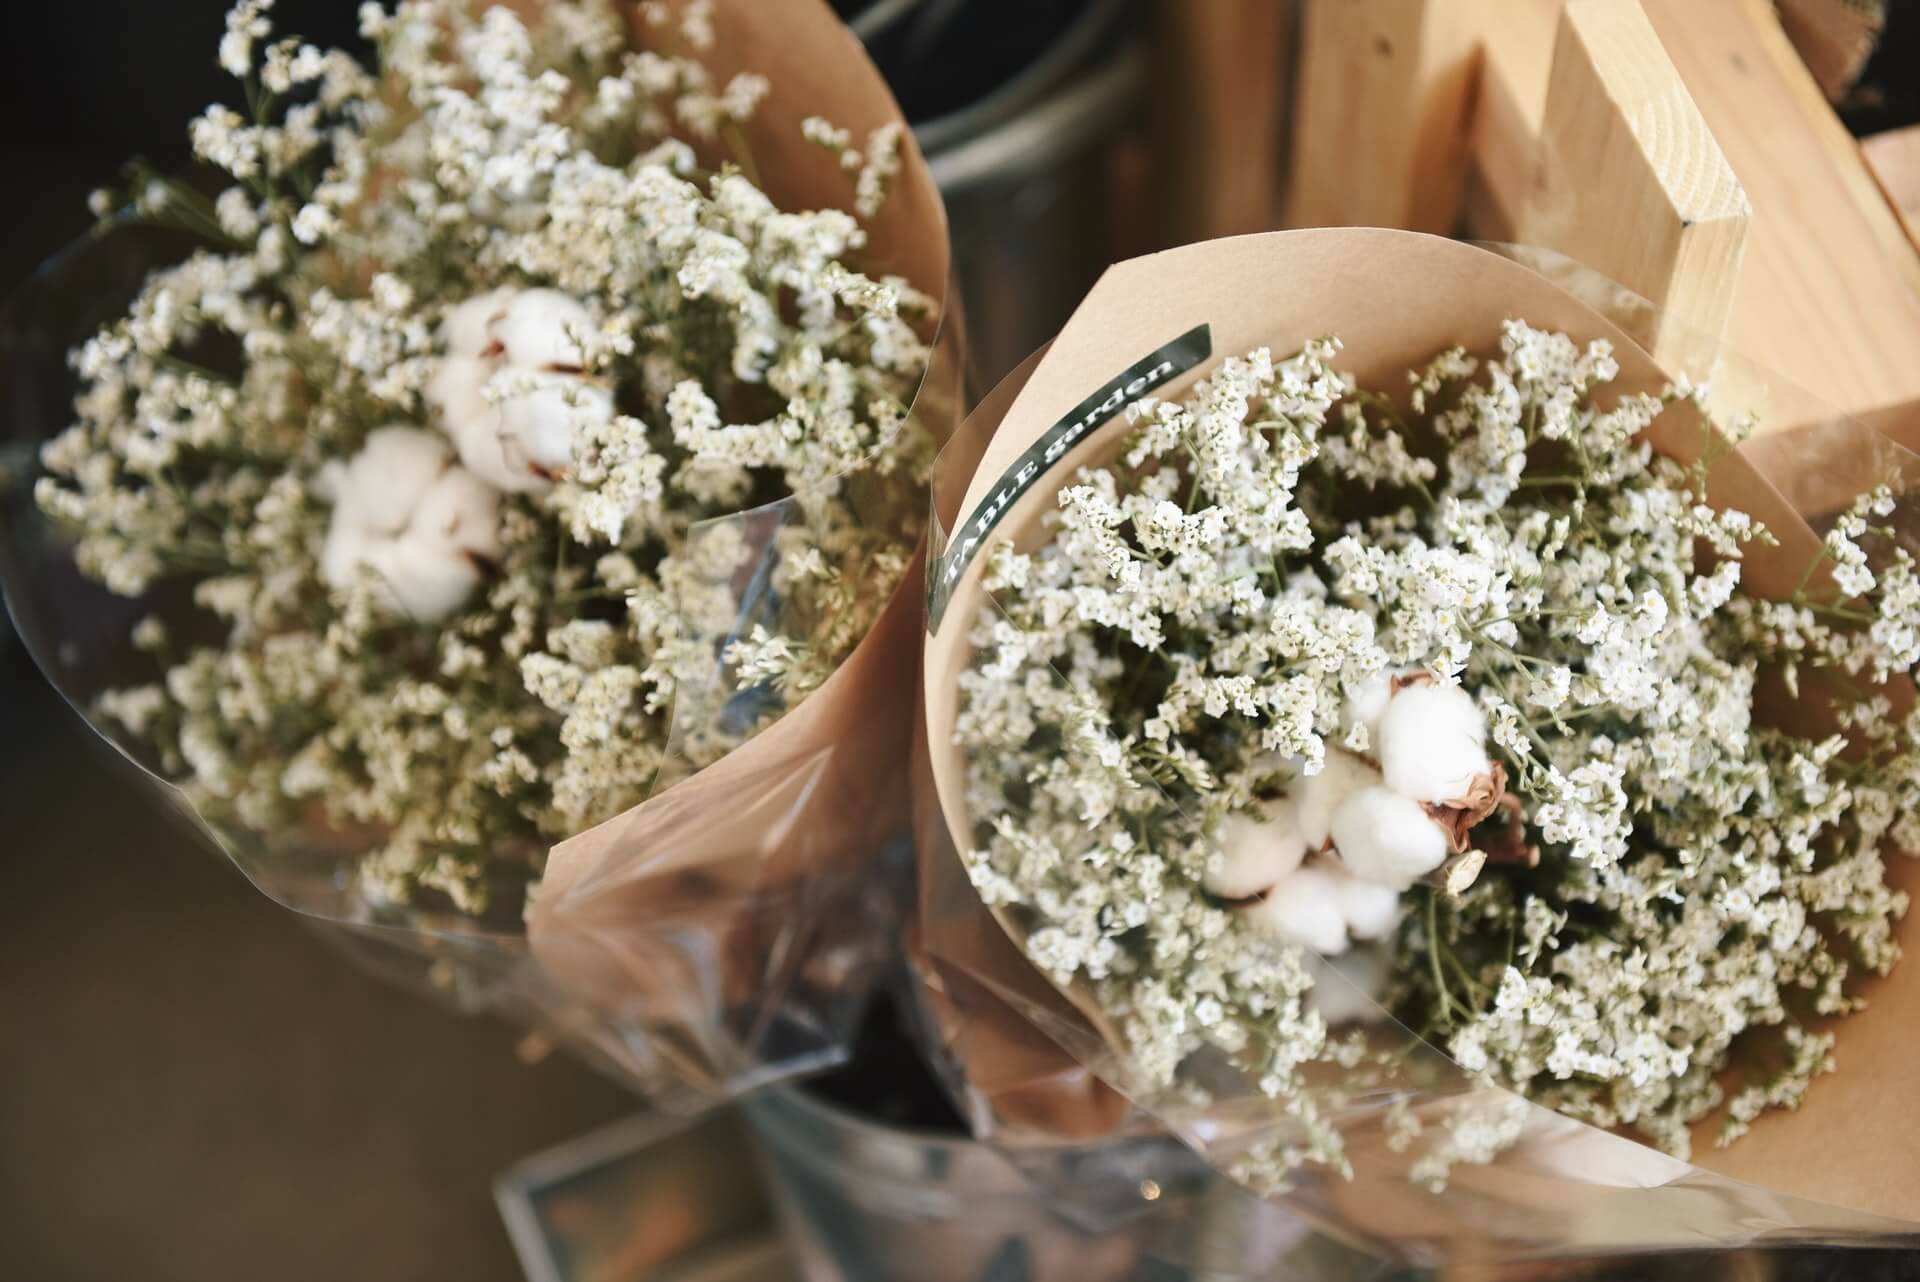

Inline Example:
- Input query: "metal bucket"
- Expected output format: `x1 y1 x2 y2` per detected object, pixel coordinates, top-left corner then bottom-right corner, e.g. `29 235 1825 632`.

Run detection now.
854 0 1148 391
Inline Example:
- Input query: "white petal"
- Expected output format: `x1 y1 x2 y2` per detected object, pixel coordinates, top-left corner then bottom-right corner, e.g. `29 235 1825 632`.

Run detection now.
440 289 514 359
1295 750 1380 849
492 287 593 370
1241 866 1351 955
1308 947 1393 1027
1376 680 1492 803
1328 785 1449 890
1204 800 1308 899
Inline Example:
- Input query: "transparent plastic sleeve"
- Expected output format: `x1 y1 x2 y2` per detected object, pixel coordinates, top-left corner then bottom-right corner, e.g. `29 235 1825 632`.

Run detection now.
0 0 964 1105
911 228 1920 1269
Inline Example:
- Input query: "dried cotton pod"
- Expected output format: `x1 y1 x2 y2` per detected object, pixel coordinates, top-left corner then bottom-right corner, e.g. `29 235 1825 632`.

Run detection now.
427 287 609 492
320 426 502 622
1203 800 1309 900
1376 679 1493 803
440 288 513 360
1241 865 1353 954
490 288 594 371
1295 749 1381 850
1328 784 1450 891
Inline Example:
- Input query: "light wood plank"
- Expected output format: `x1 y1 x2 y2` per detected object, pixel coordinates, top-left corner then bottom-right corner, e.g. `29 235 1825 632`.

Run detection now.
1463 0 1560 240
1468 0 1920 430
1519 0 1750 376
1285 0 1484 232
1640 0 1920 427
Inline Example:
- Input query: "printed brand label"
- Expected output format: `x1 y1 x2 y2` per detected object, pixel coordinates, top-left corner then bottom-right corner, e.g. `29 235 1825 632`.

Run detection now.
928 324 1212 632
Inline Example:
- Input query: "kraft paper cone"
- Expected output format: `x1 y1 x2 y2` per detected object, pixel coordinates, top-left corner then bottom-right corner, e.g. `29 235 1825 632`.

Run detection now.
524 0 963 1092
916 228 1920 1257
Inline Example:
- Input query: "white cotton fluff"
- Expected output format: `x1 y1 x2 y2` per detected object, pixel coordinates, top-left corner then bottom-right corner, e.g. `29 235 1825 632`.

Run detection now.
489 288 593 370
1241 865 1352 955
498 380 613 475
440 289 513 360
1328 784 1450 891
1375 679 1493 803
1332 865 1402 940
1308 947 1394 1027
319 424 453 539
427 288 608 493
1203 800 1309 900
1294 749 1381 850
1343 671 1395 738
320 426 502 622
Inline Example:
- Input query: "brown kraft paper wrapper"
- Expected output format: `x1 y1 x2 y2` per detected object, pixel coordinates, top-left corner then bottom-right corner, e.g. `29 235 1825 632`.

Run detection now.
524 0 965 1095
915 228 1920 1263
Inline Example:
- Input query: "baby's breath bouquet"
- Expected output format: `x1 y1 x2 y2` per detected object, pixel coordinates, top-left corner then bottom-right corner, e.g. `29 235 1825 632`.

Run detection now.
3 0 959 1093
917 231 1920 1259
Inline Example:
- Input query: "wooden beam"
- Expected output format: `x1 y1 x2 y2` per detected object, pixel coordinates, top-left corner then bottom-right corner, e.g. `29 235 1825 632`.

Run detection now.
1153 1 1293 243
1462 0 1560 241
1518 0 1750 377
1640 0 1920 428
1468 0 1920 432
1285 0 1483 233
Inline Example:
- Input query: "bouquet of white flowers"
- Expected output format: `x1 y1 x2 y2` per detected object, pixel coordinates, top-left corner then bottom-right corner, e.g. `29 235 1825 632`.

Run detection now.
915 229 1920 1263
3 0 960 1095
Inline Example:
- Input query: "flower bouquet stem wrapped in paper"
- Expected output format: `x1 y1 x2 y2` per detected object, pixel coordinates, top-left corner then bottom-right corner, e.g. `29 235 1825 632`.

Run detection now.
915 228 1920 1266
1 0 962 1100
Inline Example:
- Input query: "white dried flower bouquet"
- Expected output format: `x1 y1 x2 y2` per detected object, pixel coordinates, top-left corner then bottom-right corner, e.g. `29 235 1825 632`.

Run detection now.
33 0 937 914
956 321 1920 1180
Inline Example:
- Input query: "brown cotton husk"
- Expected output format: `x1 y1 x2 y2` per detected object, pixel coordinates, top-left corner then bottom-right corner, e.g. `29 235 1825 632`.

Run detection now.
1424 763 1507 855
914 228 1920 1262
521 0 965 1096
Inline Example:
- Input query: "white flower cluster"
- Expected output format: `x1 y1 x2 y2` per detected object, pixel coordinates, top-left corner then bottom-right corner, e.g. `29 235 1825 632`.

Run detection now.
957 321 1920 1185
38 0 934 914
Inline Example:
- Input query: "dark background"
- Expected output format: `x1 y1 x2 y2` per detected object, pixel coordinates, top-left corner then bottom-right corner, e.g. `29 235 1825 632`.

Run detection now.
0 5 636 1281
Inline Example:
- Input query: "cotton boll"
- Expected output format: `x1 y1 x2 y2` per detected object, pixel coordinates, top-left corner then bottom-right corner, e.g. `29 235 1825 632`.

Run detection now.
1343 671 1395 739
410 465 504 564
320 520 374 592
1328 785 1450 890
1295 750 1381 850
1308 947 1394 1027
362 534 484 623
1241 866 1351 955
1376 679 1492 803
1204 800 1309 900
440 289 513 359
496 379 613 476
1330 864 1402 940
426 355 527 484
335 426 455 534
491 288 593 371
320 431 502 623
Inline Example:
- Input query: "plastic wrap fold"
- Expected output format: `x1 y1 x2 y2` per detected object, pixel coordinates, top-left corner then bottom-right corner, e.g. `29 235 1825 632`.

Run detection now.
913 228 1920 1268
0 0 964 1104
